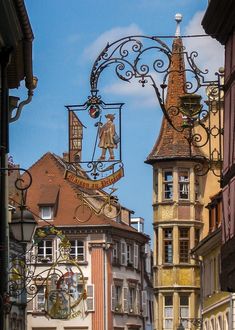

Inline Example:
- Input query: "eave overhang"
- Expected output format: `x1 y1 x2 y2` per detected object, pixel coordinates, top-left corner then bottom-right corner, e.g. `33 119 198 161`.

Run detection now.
202 0 235 45
0 0 34 89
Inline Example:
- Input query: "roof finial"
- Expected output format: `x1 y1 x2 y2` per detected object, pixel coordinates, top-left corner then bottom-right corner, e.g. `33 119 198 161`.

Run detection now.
175 13 183 37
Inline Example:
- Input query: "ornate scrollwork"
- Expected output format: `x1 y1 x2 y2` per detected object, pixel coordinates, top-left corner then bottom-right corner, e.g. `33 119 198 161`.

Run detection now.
69 35 224 178
9 226 87 319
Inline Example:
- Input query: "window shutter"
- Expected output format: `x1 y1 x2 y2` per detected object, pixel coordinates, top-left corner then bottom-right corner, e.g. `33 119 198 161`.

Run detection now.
145 243 150 254
123 287 128 313
86 284 95 312
121 241 127 266
111 285 116 312
134 244 139 269
141 290 147 317
136 287 140 314
27 297 34 311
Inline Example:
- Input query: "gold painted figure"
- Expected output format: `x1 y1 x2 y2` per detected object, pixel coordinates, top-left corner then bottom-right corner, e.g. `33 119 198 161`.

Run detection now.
98 114 117 160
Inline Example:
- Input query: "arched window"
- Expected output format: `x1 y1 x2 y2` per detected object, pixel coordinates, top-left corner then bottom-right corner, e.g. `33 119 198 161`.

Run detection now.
217 314 223 330
210 317 215 330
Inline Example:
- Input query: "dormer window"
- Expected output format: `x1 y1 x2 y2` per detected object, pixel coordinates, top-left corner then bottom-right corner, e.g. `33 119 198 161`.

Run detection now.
38 184 59 221
40 206 54 220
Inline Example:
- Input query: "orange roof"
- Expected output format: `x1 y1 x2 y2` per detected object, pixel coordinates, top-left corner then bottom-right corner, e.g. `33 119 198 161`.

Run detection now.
146 37 197 163
22 152 149 242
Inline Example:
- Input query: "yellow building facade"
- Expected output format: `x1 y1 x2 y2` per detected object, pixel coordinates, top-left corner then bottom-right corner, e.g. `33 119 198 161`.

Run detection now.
193 194 235 330
146 29 222 329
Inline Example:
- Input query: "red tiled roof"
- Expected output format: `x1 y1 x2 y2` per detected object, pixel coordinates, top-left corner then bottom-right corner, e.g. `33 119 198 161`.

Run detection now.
146 37 199 163
23 152 148 242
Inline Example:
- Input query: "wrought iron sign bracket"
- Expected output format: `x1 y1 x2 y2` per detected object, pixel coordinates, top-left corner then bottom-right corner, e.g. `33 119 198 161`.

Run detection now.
85 34 224 178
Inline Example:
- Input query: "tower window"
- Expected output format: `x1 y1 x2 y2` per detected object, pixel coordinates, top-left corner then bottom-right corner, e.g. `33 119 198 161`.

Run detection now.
179 169 189 200
180 295 189 328
163 228 173 263
163 170 173 200
164 295 173 329
179 228 189 263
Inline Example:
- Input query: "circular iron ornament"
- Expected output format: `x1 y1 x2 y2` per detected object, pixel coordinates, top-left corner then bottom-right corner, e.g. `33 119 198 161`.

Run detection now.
9 226 87 320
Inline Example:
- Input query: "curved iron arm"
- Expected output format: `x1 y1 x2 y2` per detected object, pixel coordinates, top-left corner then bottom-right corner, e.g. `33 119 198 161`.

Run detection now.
88 35 224 178
90 35 174 126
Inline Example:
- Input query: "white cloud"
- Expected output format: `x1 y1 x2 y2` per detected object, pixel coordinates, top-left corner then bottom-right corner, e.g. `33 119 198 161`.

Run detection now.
83 24 143 61
103 78 158 109
184 11 224 79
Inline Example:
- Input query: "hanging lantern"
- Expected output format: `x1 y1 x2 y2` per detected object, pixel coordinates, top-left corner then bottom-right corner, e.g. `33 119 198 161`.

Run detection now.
180 94 202 118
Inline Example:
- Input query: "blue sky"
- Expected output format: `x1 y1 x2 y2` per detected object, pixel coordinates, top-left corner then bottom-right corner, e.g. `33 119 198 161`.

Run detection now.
10 0 224 240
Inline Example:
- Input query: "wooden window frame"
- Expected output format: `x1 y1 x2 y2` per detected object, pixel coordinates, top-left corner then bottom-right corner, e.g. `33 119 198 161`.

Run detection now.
164 295 173 329
163 170 173 200
163 228 173 264
178 169 190 200
179 228 190 263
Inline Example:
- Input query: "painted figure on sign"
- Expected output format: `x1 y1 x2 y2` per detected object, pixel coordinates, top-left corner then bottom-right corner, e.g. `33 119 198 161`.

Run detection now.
98 114 119 161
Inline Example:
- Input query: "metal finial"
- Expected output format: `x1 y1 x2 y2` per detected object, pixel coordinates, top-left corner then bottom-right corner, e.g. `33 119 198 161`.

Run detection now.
175 13 183 37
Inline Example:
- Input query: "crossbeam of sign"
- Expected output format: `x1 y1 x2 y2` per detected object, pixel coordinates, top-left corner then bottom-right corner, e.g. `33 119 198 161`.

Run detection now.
64 166 124 189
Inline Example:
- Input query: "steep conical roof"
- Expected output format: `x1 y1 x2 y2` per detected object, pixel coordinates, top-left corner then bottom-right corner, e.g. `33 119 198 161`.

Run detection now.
146 37 193 164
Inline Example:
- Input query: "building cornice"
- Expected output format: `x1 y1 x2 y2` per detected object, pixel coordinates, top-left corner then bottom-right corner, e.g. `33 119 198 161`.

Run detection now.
202 0 235 45
192 227 221 256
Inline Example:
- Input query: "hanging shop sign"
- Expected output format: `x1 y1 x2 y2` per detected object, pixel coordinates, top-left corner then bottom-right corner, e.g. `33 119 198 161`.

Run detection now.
65 95 125 186
64 166 124 189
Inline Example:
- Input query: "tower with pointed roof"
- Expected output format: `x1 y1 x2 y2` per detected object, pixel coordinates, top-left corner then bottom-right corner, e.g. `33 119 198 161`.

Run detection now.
145 15 203 330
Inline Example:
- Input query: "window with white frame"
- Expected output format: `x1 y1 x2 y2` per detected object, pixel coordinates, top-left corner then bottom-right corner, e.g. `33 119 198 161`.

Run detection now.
37 240 53 262
36 286 45 311
164 295 173 329
180 295 189 329
40 206 54 220
163 170 173 200
179 169 189 200
163 228 173 264
70 240 85 261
